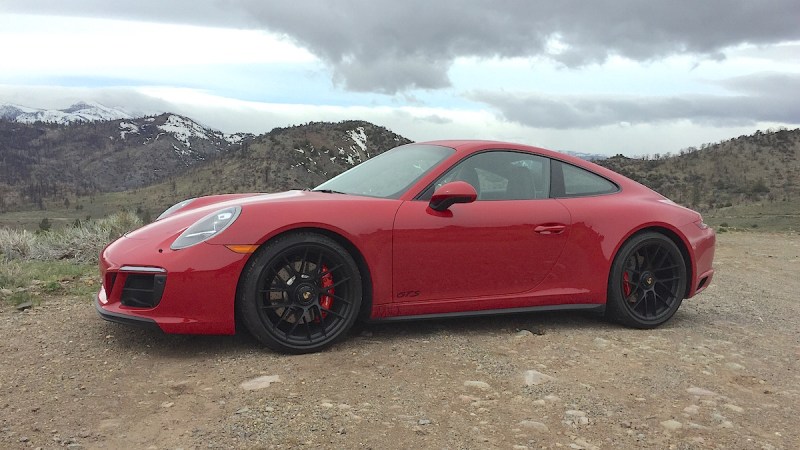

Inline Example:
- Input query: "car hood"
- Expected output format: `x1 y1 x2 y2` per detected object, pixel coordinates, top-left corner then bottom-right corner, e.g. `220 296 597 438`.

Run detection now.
124 190 391 242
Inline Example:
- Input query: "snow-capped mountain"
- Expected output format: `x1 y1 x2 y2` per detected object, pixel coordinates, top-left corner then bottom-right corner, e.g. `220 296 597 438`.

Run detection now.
0 110 256 196
115 113 253 164
1 102 248 147
0 101 133 124
562 150 608 161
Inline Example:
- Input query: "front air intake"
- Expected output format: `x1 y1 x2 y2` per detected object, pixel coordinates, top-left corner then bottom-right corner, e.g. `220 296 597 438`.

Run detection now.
120 273 167 308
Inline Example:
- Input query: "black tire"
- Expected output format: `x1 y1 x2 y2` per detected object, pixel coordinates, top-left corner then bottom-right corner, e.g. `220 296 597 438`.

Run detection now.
606 232 687 328
236 232 362 353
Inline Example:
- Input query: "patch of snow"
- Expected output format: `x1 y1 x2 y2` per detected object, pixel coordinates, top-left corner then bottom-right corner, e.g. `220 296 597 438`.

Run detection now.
172 144 191 157
295 148 305 153
347 127 367 152
158 115 212 148
225 133 245 144
63 101 132 121
172 144 195 166
0 101 132 124
119 122 139 140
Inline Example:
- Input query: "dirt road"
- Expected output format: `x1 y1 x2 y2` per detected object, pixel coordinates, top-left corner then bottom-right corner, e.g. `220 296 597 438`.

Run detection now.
1 232 799 449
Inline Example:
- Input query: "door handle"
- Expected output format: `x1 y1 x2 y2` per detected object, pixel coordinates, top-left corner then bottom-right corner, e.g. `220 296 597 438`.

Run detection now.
534 224 566 235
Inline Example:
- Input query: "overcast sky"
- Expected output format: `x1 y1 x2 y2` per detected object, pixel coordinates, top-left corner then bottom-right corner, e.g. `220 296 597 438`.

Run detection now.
1 0 798 155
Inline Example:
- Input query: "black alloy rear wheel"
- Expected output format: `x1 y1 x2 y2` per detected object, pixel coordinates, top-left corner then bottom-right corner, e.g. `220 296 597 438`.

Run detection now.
606 232 687 328
237 232 362 353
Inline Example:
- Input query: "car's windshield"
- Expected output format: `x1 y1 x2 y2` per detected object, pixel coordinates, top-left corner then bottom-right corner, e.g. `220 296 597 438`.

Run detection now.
314 144 454 198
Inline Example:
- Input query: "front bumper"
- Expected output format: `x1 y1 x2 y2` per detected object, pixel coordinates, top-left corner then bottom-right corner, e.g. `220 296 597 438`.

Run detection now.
96 234 251 335
95 296 160 330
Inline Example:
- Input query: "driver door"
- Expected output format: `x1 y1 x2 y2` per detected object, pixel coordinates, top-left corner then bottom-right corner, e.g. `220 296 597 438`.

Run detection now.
392 151 570 303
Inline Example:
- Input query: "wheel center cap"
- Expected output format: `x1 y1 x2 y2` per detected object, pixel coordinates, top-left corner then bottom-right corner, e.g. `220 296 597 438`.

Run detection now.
641 272 656 287
296 284 317 305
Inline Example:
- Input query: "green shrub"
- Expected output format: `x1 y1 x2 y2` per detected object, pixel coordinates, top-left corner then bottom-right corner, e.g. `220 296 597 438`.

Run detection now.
38 217 52 233
8 291 35 307
43 280 63 294
0 260 97 302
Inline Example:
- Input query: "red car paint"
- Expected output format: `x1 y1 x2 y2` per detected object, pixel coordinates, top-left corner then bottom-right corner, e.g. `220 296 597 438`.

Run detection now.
97 140 715 334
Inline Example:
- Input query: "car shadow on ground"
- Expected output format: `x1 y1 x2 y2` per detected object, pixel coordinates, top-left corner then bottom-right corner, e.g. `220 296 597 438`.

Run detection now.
359 310 608 337
96 307 708 359
94 307 705 358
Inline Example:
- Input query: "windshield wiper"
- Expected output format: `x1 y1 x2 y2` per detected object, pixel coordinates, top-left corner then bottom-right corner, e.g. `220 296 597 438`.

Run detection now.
312 189 347 194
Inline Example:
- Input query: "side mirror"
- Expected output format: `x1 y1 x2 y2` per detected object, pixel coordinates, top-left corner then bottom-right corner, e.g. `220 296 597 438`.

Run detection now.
429 181 477 212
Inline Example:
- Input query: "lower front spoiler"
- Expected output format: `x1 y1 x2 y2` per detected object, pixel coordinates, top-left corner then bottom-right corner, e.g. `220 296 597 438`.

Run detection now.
95 297 162 332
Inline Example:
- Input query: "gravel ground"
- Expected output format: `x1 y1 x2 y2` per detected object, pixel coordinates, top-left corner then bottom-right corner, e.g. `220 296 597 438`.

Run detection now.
1 232 798 449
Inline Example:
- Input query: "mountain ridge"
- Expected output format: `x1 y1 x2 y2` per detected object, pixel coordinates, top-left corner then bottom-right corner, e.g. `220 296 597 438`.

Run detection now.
0 101 133 125
0 112 252 210
1 101 798 231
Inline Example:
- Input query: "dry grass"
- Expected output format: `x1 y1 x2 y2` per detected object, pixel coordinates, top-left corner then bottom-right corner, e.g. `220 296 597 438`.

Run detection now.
0 211 142 264
0 212 141 305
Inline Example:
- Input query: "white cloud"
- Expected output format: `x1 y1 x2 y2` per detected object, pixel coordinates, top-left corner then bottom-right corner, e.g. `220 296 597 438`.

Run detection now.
0 14 316 75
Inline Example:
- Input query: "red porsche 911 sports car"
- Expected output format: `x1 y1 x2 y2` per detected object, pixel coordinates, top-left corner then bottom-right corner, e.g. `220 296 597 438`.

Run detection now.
97 140 715 353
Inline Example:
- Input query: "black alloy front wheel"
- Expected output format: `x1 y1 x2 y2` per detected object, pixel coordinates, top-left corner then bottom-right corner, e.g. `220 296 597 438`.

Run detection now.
237 232 362 353
606 232 687 328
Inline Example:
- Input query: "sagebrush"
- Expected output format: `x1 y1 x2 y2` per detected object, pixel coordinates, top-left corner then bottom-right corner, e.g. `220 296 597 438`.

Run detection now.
0 212 142 264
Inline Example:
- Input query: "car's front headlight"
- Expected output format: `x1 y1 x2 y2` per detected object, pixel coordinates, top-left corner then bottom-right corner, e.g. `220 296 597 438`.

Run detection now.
171 206 241 250
157 198 196 221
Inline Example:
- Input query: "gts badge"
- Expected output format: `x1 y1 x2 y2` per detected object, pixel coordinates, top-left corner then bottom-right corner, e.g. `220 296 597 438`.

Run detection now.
397 290 420 298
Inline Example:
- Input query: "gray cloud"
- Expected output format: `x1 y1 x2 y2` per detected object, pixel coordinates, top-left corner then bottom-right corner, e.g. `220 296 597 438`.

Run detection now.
414 114 453 125
720 72 800 96
469 73 800 129
5 0 799 93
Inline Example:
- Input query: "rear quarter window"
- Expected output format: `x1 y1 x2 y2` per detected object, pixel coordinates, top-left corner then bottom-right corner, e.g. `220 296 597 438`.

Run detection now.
554 161 618 197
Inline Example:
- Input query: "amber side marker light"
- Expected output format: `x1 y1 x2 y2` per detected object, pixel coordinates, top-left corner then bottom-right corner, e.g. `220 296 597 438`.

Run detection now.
225 244 260 254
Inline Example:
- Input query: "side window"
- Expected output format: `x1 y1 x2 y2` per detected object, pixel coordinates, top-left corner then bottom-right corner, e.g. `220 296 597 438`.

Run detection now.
556 161 618 197
420 151 550 200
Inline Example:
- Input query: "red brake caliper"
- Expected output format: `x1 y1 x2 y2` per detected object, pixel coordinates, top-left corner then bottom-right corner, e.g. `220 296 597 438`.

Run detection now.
319 264 334 318
622 271 631 297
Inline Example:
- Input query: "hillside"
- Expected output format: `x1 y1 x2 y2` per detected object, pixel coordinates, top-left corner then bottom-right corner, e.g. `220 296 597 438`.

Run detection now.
596 128 800 209
593 128 800 230
0 113 249 212
169 120 410 194
94 120 411 216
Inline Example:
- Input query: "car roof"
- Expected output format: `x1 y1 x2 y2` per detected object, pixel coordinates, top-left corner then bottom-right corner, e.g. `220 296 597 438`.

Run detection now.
419 140 573 161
